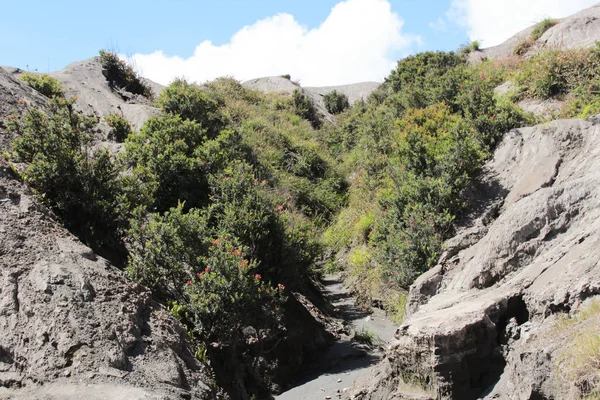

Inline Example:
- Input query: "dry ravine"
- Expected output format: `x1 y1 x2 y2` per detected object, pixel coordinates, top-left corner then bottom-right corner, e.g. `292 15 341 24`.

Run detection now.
276 274 396 400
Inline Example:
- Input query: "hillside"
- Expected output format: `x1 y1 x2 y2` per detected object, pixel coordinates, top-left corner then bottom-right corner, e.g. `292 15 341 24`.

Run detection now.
469 3 600 62
2 3 600 399
345 3 600 400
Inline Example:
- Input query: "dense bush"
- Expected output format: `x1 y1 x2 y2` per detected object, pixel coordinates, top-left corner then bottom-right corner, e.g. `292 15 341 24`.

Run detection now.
292 89 322 129
514 47 600 99
323 90 350 114
119 76 342 396
374 104 484 288
104 112 133 142
99 50 153 98
4 97 126 261
19 72 64 98
321 49 532 314
123 115 210 212
156 78 225 137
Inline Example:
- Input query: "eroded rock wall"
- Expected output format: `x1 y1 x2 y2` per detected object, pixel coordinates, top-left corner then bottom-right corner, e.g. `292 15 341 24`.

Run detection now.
353 116 600 399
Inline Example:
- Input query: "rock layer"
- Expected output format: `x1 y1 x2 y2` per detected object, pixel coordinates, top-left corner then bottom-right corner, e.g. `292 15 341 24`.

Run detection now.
352 115 600 399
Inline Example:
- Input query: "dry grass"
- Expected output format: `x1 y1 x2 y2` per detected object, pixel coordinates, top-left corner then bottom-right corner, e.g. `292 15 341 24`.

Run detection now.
555 300 600 398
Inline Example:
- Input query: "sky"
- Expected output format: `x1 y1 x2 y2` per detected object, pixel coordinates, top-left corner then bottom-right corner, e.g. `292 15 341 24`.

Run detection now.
2 0 598 86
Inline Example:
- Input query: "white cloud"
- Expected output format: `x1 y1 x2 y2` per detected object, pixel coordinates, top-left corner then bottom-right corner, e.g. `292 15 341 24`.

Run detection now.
450 0 599 47
130 0 419 86
429 17 447 32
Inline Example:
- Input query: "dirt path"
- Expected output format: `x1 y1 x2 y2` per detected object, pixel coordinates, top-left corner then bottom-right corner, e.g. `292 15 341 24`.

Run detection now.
276 274 397 400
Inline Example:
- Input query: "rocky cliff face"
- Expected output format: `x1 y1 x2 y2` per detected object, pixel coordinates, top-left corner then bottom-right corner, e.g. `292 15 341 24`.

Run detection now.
0 163 220 400
351 115 600 399
0 62 222 400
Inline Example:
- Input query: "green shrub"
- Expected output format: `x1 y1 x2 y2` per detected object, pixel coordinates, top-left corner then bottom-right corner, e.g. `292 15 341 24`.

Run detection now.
127 204 286 345
460 40 481 55
292 89 321 129
156 78 225 137
513 38 536 56
352 326 383 347
99 50 153 98
185 237 286 344
19 72 64 98
530 18 558 41
123 115 210 212
104 112 133 142
5 97 126 261
323 90 350 114
514 47 600 99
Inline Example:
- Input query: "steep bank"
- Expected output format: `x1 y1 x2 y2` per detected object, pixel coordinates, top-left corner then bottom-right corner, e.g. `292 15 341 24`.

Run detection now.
0 54 347 399
351 115 600 399
469 3 600 62
277 274 396 400
0 162 218 399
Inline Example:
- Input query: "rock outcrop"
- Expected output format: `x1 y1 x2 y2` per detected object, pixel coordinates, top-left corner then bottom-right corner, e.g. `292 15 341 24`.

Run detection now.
469 3 600 62
243 76 379 121
0 58 222 400
352 114 600 399
0 162 220 399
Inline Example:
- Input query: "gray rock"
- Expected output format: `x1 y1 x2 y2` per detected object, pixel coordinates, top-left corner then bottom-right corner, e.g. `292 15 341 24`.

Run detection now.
351 113 600 399
243 76 379 122
0 161 218 398
470 3 600 62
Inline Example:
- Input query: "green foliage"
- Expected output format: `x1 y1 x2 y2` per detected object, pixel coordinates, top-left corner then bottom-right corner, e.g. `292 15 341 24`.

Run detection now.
127 203 286 345
104 112 133 142
99 50 153 98
19 72 64 98
186 237 286 343
554 301 600 398
4 97 125 258
460 40 480 55
156 78 225 137
322 50 531 302
352 326 383 347
292 89 322 129
514 47 600 99
530 18 558 41
383 51 465 101
121 75 341 395
384 290 408 324
323 90 350 115
123 115 210 212
513 39 536 56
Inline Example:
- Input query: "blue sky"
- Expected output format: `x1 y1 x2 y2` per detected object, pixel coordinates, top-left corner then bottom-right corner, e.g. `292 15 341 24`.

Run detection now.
2 0 597 85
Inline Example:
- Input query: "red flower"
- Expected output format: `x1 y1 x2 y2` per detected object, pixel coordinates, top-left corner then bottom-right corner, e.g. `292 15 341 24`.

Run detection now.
186 280 191 286
278 283 285 290
197 273 203 279
254 274 261 280
205 266 210 272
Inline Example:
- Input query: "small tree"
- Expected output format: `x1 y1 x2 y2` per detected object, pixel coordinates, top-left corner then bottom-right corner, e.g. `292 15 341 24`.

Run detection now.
19 73 64 98
292 89 321 129
323 90 350 114
104 112 133 142
156 78 225 137
99 50 153 99
5 97 126 260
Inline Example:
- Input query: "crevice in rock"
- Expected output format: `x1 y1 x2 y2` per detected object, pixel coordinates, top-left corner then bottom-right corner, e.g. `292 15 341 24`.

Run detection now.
64 343 86 367
541 158 563 189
